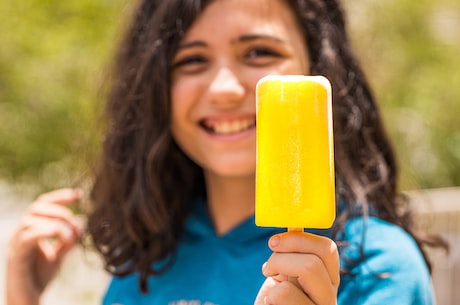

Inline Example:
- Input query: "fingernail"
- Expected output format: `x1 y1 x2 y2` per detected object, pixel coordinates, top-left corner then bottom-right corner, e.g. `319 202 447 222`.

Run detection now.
269 235 280 248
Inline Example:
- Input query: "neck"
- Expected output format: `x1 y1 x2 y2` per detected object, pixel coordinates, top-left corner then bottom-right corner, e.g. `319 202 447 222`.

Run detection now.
204 172 255 235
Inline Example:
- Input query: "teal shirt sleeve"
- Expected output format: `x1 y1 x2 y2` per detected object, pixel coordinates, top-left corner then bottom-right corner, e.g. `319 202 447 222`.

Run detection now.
103 273 141 305
338 217 435 305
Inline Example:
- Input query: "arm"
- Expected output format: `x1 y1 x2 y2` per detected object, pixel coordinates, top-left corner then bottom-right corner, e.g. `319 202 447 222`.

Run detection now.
255 231 339 305
337 217 435 305
6 189 83 305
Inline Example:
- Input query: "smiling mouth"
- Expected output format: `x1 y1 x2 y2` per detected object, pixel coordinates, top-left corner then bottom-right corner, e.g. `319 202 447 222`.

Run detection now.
200 118 256 135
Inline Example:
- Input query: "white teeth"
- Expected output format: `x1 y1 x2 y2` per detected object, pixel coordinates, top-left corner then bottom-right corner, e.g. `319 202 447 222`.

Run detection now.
212 119 254 135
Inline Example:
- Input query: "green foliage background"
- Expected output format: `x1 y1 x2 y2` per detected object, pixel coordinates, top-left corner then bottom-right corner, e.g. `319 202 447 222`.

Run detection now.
0 0 130 190
0 0 459 191
345 0 460 189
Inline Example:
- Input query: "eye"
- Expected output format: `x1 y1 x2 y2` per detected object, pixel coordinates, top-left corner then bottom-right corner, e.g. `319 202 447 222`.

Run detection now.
244 47 282 66
247 47 280 58
172 54 208 73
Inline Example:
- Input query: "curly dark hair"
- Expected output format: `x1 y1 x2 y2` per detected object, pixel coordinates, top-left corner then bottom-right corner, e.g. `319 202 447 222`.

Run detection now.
86 0 447 292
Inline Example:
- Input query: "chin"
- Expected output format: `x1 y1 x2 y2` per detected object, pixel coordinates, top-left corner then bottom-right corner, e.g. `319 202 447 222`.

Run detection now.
209 162 256 179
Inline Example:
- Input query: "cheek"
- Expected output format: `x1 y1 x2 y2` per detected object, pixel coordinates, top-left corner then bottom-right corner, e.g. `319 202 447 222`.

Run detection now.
170 108 182 140
170 84 188 139
245 68 283 90
170 105 190 150
250 60 309 83
170 109 194 164
277 59 309 75
170 79 201 153
170 81 184 112
170 75 204 112
293 43 310 74
170 78 193 121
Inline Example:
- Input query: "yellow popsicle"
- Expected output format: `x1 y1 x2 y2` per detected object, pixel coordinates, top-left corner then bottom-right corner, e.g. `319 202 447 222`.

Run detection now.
255 75 335 229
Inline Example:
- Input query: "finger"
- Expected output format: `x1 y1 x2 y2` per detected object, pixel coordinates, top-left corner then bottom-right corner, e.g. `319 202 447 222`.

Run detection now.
268 232 340 286
36 188 82 206
55 234 78 258
28 220 78 262
15 216 80 251
27 201 83 231
22 205 83 238
265 280 314 305
38 230 76 262
254 277 277 305
263 252 336 305
9 230 68 268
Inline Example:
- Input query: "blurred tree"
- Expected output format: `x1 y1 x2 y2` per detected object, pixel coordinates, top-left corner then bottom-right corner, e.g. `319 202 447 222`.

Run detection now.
345 0 460 189
0 0 130 190
0 0 459 191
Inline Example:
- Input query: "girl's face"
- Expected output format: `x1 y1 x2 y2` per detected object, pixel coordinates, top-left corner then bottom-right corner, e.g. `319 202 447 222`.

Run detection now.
171 0 309 179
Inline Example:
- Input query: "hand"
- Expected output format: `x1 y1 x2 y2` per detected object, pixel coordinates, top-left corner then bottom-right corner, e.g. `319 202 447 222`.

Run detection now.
6 188 84 305
254 231 340 305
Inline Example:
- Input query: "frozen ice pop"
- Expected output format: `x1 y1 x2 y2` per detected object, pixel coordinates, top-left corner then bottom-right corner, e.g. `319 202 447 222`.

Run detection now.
255 75 335 229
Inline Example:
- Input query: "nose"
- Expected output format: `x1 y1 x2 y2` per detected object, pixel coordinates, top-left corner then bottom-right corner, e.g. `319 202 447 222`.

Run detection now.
206 66 246 108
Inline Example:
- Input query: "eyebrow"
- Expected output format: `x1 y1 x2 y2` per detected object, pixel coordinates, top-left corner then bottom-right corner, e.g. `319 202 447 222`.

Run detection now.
177 34 286 50
237 34 285 44
177 40 207 49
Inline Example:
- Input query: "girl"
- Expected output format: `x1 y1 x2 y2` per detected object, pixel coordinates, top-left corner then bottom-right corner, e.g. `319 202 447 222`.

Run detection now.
7 0 446 304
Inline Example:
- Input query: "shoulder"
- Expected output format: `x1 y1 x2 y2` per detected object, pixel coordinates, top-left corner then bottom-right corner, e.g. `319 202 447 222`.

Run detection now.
342 216 422 262
338 216 435 304
103 273 141 305
340 216 429 277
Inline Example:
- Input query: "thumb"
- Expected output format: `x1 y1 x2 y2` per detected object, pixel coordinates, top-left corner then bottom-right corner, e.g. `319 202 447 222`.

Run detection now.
254 277 277 305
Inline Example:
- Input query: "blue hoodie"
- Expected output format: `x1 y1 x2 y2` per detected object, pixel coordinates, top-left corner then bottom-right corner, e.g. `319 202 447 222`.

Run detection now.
103 199 434 305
